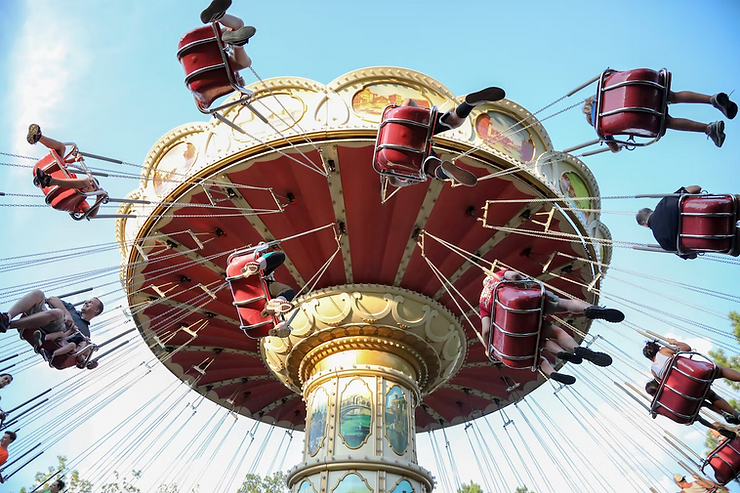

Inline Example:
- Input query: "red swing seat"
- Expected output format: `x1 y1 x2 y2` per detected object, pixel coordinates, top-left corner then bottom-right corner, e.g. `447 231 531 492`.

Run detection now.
373 104 439 183
649 352 718 425
678 194 738 255
703 435 740 485
488 279 546 370
32 148 106 220
177 25 250 113
225 250 285 339
18 328 95 370
595 68 672 146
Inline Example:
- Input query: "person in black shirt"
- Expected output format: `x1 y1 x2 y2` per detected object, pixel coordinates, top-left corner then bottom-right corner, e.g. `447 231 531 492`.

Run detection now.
0 290 103 349
636 186 740 259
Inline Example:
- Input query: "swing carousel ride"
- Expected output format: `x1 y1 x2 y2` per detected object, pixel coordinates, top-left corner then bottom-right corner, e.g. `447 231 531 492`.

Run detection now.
115 65 612 492
2 6 740 493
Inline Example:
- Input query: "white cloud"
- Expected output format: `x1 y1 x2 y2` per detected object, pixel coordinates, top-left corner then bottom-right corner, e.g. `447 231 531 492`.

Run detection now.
8 1 87 162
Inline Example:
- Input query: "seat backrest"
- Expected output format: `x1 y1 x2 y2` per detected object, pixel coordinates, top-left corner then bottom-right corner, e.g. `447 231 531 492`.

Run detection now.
651 354 717 424
679 195 737 253
225 252 275 339
177 25 238 110
373 105 436 181
705 436 740 485
597 68 670 138
490 281 544 369
19 328 78 370
33 154 91 214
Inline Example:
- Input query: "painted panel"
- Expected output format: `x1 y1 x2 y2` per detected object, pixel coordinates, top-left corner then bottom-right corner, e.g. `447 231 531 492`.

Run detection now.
308 386 329 456
352 83 430 122
339 378 373 449
298 480 317 493
390 479 414 493
474 111 535 162
559 170 592 224
332 472 373 493
384 385 409 455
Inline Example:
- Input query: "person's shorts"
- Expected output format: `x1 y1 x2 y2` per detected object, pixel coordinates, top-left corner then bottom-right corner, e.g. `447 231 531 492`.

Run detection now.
432 110 454 135
23 302 65 333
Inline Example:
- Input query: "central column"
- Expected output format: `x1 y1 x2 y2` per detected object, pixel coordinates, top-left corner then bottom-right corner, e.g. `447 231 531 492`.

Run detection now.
262 284 468 493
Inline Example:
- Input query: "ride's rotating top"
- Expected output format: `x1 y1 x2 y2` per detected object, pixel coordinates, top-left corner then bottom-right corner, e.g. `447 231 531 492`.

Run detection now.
116 66 612 430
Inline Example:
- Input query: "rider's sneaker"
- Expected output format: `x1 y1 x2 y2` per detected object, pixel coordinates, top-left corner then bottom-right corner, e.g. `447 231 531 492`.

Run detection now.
241 261 262 278
711 93 738 119
574 346 613 367
723 412 740 425
707 121 726 148
268 322 291 338
33 330 46 353
262 298 293 316
556 351 583 364
200 0 231 23
584 306 624 323
440 161 477 187
222 26 256 46
719 427 737 441
549 372 576 385
34 168 52 188
27 124 42 145
465 87 506 105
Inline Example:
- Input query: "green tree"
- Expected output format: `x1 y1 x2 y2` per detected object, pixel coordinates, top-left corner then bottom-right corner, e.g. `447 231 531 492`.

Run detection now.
457 481 484 493
236 472 288 493
515 487 535 493
708 312 740 391
19 456 92 493
705 312 740 453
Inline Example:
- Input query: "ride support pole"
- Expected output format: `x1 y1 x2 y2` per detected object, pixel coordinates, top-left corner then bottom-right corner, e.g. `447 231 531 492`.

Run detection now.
5 389 51 414
566 72 603 97
56 287 93 299
616 381 652 411
562 139 600 153
77 151 123 164
582 147 612 157
0 354 18 365
2 399 49 426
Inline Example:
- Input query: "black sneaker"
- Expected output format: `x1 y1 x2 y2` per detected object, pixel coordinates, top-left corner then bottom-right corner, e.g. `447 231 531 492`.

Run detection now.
465 87 506 105
34 167 52 188
711 93 738 120
26 124 42 145
0 313 9 333
584 306 624 323
200 0 231 23
719 427 737 441
723 412 740 425
33 330 46 353
574 347 613 367
556 351 583 364
440 161 477 187
707 121 726 148
222 26 257 46
549 372 576 385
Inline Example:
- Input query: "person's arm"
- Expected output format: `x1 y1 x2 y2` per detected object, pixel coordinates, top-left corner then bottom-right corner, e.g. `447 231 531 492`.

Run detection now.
692 474 722 489
684 185 702 194
667 338 692 352
606 140 621 153
481 316 491 356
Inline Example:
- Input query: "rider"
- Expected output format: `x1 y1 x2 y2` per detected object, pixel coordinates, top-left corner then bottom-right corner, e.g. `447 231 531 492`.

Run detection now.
583 86 736 148
645 379 740 425
644 338 740 395
636 185 740 258
243 248 296 338
673 473 726 493
199 0 256 71
27 124 104 217
386 86 506 188
479 268 623 385
0 290 103 365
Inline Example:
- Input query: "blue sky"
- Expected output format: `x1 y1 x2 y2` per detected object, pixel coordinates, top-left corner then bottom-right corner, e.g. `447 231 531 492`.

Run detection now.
0 0 739 492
